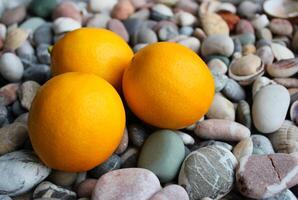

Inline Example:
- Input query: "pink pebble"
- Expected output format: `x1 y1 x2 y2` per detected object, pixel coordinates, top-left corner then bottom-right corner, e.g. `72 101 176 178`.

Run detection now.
111 0 135 20
150 185 189 200
107 19 129 42
77 179 97 198
0 83 19 106
52 2 82 23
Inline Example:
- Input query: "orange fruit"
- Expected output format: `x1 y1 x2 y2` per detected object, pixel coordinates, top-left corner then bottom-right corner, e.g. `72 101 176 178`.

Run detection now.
28 72 126 172
51 28 133 89
123 42 214 129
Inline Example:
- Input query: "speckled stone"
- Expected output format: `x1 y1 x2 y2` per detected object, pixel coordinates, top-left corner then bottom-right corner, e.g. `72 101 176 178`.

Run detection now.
33 181 76 200
127 124 148 147
251 135 275 155
92 168 162 200
0 150 51 196
138 130 185 183
179 145 237 200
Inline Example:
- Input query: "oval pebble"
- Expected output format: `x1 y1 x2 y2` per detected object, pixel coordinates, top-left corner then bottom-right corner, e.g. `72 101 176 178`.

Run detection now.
149 185 189 200
48 170 77 187
0 150 51 196
53 17 81 34
92 168 162 200
201 35 234 57
252 84 290 133
77 179 97 198
251 134 275 155
138 130 185 183
107 19 129 42
207 93 235 121
89 154 121 178
0 53 24 82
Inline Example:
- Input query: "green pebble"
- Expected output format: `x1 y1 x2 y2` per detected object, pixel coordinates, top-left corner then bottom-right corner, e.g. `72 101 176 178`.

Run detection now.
29 0 58 18
205 55 230 66
237 33 256 46
20 17 45 32
138 130 185 183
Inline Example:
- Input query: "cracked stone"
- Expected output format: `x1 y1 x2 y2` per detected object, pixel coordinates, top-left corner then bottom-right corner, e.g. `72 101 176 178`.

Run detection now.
236 153 298 199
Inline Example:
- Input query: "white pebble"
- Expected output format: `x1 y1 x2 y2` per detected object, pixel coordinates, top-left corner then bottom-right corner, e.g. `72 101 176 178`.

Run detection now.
174 131 195 145
0 53 24 82
175 11 196 26
251 14 269 30
89 0 117 13
177 37 200 52
53 17 81 34
0 23 6 39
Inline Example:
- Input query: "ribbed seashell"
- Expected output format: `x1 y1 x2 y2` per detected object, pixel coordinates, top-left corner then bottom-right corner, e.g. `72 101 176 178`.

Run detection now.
195 119 251 141
233 137 253 161
274 78 298 88
264 0 298 19
252 76 276 99
269 120 298 153
229 54 264 86
236 100 251 129
207 93 235 121
267 58 298 78
4 28 28 51
271 43 295 61
222 78 246 102
290 100 298 124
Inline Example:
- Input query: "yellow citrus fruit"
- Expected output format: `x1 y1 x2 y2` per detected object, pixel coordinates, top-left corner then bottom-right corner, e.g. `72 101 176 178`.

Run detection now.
51 28 133 89
28 72 126 172
123 42 214 129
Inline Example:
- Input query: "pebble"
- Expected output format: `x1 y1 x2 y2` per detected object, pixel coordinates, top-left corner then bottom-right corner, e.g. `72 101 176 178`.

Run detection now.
222 78 246 102
16 40 37 66
33 181 76 200
251 14 270 30
236 100 251 128
269 18 293 36
0 83 19 106
0 53 24 82
88 0 117 13
52 1 82 23
92 168 162 200
195 119 251 141
33 23 53 45
207 93 235 121
252 76 275 99
179 145 237 200
237 32 256 46
252 84 290 133
19 17 45 33
267 58 298 78
176 37 200 52
233 137 253 161
133 28 158 45
179 26 193 36
121 147 139 168
111 0 135 20
151 4 173 21
157 24 178 41
201 35 234 57
256 45 274 65
86 14 110 28
237 1 261 19
0 195 11 200
76 179 97 198
271 43 295 61
48 170 77 187
4 28 28 51
256 28 273 41
174 131 195 145
12 100 27 117
212 72 228 92
0 24 6 40
208 59 228 74
200 12 229 36
36 44 51 64
251 134 275 155
196 140 233 151
175 11 196 26
149 185 189 200
236 153 298 199
218 12 240 31
138 130 185 183
236 19 255 35
53 17 81 34
269 120 298 154
1 6 26 26
29 0 58 18
107 19 129 42
23 63 51 84
89 154 121 178
0 105 7 126
127 123 148 147
0 150 50 196
0 122 27 155
18 81 40 110
115 127 128 154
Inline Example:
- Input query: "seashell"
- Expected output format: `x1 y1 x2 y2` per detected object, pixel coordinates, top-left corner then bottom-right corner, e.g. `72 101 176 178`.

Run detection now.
228 54 264 86
208 59 228 74
269 120 298 153
236 100 251 129
274 78 298 88
4 28 28 51
195 119 251 141
222 78 246 102
290 100 298 123
252 76 276 98
233 137 253 161
207 93 235 121
267 58 298 78
264 0 298 19
271 43 294 61
200 12 229 36
256 46 274 66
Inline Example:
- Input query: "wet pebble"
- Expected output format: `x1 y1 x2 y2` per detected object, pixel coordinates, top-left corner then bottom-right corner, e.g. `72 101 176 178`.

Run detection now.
92 168 162 200
128 123 148 147
0 150 51 196
138 130 185 183
121 147 139 168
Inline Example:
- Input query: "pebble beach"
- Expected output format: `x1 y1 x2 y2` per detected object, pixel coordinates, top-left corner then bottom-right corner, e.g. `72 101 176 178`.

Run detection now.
0 0 298 199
